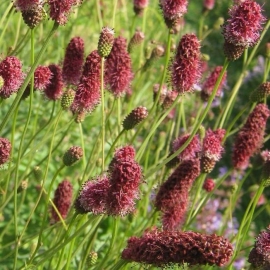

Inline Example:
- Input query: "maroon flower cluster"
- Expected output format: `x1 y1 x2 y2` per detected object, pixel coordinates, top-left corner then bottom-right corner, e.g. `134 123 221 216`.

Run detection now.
51 180 73 223
169 129 225 173
0 56 24 99
48 0 81 25
34 66 52 90
203 0 215 11
76 146 142 216
201 66 227 101
14 0 41 11
104 36 133 97
71 50 101 114
122 229 233 267
203 178 215 192
155 159 200 230
222 0 265 48
159 0 188 20
43 64 63 100
201 129 225 173
78 175 109 214
170 34 201 93
133 0 148 15
232 104 270 170
0 138 12 165
248 226 270 269
62 37 85 86
172 134 201 161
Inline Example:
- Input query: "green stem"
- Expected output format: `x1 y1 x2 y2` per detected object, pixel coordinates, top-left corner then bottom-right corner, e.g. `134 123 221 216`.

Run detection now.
105 129 125 163
183 173 206 229
79 123 86 170
112 0 118 28
101 57 105 171
0 3 13 45
136 95 180 161
0 22 59 133
34 215 103 266
110 259 128 270
98 218 119 269
13 28 35 270
228 184 264 267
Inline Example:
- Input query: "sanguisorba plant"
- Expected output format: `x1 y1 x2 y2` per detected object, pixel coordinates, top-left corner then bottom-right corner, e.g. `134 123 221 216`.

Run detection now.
0 0 269 269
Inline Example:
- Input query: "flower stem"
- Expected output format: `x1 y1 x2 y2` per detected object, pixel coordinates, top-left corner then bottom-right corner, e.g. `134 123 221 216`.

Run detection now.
101 57 105 171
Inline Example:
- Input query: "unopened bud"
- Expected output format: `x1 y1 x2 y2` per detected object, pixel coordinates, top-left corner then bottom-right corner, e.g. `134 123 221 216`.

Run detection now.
249 82 270 103
63 146 83 166
75 111 86 123
98 27 114 58
87 251 98 266
128 30 145 53
213 17 224 30
223 41 245 61
0 76 4 89
61 89 75 110
123 106 148 130
33 166 43 181
21 7 45 29
17 180 28 193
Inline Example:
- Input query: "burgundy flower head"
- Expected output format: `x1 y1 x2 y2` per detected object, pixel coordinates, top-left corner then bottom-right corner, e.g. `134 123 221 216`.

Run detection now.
232 104 270 170
122 229 233 267
170 34 201 93
133 0 148 9
0 56 24 99
172 134 201 161
203 0 215 10
43 64 63 100
113 145 136 161
201 66 227 101
51 180 73 223
201 128 225 173
104 36 133 97
155 159 200 230
133 0 148 15
0 138 12 165
248 227 270 268
71 50 101 114
222 0 265 48
202 129 225 161
78 176 109 214
14 0 42 11
62 36 84 86
48 0 81 25
159 0 188 20
34 66 52 90
106 147 142 216
203 178 215 192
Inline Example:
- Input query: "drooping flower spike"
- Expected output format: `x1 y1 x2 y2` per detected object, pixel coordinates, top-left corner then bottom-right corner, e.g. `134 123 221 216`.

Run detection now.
122 228 233 267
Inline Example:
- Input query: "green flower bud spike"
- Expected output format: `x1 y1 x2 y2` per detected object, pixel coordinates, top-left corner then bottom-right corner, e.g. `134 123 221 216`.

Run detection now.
98 27 115 58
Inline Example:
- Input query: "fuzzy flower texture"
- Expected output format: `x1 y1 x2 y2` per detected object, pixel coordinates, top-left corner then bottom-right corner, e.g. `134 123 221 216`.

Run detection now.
0 56 24 99
51 180 73 223
248 226 270 269
48 0 82 25
75 146 142 216
222 0 265 48
122 229 233 267
0 138 12 166
170 34 201 93
233 104 270 170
